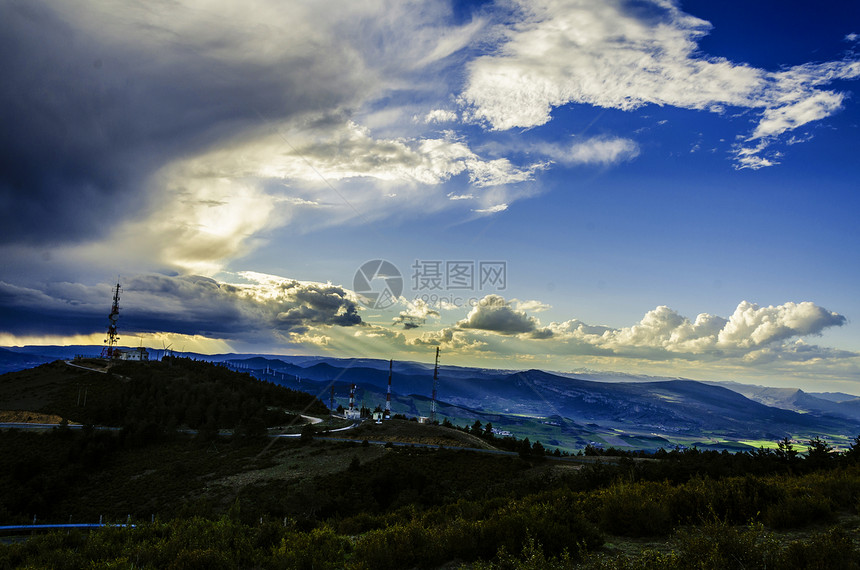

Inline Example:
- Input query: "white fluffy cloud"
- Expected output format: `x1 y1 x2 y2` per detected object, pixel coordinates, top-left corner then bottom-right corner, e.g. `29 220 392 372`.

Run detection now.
393 298 441 329
456 294 553 338
547 300 847 359
512 299 552 313
424 109 459 123
537 137 640 166
458 294 538 334
407 327 489 351
461 0 860 168
98 119 546 274
238 121 541 187
406 297 850 366
717 301 847 348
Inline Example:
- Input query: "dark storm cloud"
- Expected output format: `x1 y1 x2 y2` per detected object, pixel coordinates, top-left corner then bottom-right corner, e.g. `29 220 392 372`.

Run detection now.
275 281 361 329
125 274 363 338
0 280 113 336
0 1 375 246
0 274 362 340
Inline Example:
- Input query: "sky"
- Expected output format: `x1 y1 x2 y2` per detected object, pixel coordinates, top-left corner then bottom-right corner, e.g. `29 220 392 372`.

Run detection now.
2 0 860 392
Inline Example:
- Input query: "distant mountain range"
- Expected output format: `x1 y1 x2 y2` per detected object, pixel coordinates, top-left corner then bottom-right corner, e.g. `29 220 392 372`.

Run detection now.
0 347 57 374
701 380 860 422
3 345 859 451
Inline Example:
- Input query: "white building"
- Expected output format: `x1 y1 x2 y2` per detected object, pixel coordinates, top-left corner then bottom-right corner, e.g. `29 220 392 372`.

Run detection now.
344 408 362 420
119 347 149 361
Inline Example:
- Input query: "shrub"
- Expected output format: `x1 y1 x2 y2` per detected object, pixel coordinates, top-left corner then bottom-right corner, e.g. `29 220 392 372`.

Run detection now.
668 519 780 570
763 493 834 529
350 520 431 569
778 527 860 570
269 525 350 570
168 548 232 570
596 482 673 537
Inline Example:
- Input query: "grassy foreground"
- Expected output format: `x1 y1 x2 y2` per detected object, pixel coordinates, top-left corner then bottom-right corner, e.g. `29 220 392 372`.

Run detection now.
2 434 860 568
2 359 860 568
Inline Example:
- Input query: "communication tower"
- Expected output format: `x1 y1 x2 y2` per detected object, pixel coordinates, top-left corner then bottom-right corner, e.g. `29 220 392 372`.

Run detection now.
430 347 440 423
346 383 360 419
101 282 121 359
384 359 393 420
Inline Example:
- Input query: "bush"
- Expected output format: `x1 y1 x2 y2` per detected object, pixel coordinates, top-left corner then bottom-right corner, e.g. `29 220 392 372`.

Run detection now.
169 548 232 570
596 482 672 536
270 525 350 570
763 493 834 529
350 520 431 569
664 519 780 570
778 527 860 570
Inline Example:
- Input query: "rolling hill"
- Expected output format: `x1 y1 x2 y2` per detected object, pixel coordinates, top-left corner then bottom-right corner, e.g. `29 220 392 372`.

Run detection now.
3 346 860 451
223 355 860 451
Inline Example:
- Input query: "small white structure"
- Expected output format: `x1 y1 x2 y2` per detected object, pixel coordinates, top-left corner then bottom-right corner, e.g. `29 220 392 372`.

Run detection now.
345 383 361 419
345 408 362 420
417 416 430 424
119 347 149 361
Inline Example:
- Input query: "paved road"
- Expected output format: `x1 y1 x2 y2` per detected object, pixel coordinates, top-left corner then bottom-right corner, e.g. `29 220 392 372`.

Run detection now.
0 420 623 464
0 419 355 436
63 360 107 373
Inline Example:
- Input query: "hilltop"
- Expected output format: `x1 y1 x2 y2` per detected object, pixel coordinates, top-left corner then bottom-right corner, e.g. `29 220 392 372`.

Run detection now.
4 347 860 452
0 357 327 434
223 355 860 452
0 358 544 523
3 358 860 568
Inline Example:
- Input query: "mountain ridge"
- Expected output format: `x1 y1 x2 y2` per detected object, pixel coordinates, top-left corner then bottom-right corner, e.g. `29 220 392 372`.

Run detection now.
3 346 860 451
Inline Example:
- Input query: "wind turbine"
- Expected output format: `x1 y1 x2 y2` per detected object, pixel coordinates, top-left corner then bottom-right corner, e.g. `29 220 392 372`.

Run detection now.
160 341 173 361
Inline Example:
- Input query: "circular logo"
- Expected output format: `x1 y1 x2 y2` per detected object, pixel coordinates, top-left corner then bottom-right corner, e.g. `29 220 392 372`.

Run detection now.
353 259 402 309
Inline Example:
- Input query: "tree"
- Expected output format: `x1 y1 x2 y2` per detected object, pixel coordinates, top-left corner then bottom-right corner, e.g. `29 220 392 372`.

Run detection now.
805 437 833 469
776 437 799 467
471 420 483 435
844 435 860 463
518 437 532 459
300 423 315 443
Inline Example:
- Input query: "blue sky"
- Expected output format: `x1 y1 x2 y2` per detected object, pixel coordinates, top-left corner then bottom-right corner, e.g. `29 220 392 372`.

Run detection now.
1 0 859 392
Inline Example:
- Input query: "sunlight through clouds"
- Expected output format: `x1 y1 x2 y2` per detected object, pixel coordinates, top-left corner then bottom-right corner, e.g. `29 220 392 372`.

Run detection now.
2 0 859 390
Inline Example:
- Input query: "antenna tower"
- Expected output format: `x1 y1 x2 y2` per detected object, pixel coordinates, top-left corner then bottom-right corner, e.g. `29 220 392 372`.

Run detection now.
101 282 121 359
384 359 393 420
346 383 359 419
430 347 440 423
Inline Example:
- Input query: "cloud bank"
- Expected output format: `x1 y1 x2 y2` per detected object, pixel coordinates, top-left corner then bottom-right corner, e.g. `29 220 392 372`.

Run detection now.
0 273 362 345
0 0 532 274
461 0 860 168
409 295 851 367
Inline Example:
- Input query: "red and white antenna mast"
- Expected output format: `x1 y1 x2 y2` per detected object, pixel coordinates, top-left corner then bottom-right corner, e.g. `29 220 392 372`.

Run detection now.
101 282 121 359
348 383 357 418
430 347 440 423
384 359 393 420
